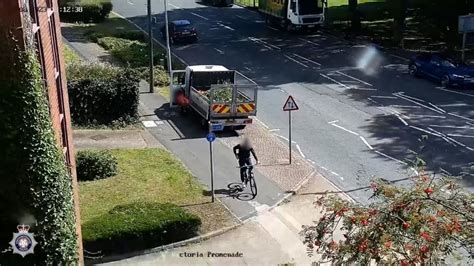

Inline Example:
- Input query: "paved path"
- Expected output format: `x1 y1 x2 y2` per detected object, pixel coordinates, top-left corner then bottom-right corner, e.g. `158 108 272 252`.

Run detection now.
73 129 164 150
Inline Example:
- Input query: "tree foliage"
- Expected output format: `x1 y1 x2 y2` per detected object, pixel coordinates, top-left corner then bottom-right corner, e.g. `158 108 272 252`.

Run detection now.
303 168 474 264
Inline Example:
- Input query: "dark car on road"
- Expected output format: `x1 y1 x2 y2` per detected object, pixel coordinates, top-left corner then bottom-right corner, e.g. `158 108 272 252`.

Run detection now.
409 52 474 89
161 20 198 44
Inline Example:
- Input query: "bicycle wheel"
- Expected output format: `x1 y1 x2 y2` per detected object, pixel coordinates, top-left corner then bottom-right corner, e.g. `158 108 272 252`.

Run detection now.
249 172 257 197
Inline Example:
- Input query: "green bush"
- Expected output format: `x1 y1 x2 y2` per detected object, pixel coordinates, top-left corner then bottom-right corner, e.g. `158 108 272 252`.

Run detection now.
67 62 140 126
59 0 113 23
82 202 201 254
135 66 170 87
76 150 118 181
97 37 151 67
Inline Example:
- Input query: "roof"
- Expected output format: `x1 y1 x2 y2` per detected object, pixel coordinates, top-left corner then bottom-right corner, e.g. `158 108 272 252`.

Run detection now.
188 65 230 72
172 20 191 26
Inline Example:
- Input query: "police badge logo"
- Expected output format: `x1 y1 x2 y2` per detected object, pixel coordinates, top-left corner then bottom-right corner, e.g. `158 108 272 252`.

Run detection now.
9 224 38 257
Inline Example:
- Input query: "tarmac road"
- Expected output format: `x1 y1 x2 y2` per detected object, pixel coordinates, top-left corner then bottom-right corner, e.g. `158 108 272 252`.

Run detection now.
112 0 474 204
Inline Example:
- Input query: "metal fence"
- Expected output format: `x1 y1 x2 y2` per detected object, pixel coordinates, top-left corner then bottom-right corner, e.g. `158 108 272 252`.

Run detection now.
233 0 258 7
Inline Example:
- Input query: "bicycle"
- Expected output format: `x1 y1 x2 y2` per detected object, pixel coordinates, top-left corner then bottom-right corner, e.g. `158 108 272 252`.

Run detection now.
237 163 257 197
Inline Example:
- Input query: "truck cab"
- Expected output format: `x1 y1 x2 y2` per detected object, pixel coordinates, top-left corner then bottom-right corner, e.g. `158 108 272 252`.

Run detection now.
288 0 326 29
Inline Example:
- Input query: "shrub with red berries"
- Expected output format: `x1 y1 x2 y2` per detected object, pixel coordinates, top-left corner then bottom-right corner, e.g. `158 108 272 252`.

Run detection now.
302 168 474 264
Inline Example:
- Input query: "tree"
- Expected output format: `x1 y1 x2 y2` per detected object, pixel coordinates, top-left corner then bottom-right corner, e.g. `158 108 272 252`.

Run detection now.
388 0 408 45
302 168 474 264
348 0 361 31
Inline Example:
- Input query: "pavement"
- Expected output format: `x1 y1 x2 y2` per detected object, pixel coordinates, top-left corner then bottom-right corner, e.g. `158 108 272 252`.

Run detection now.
110 0 474 204
101 173 351 266
73 129 164 150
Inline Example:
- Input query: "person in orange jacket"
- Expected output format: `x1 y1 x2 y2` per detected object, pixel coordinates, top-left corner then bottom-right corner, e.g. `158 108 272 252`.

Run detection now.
175 88 189 113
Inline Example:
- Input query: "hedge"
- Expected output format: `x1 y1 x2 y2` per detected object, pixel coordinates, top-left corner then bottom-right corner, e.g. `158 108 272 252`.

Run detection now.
82 202 201 254
59 0 113 23
0 32 78 263
67 62 140 127
76 150 118 181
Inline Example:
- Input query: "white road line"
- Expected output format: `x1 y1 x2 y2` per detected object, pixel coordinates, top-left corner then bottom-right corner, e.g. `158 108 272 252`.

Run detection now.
268 26 279 31
248 37 273 50
328 120 339 124
389 54 410 62
214 48 224 54
435 87 474 98
371 95 397 99
409 125 442 137
330 123 359 136
274 134 296 143
191 12 209 20
127 0 134 5
296 144 305 158
394 93 444 114
448 112 474 122
254 117 269 129
428 102 446 113
394 92 425 102
320 73 351 90
439 103 471 107
284 55 309 68
429 125 474 130
395 114 409 126
447 134 474 138
359 136 373 150
321 166 328 170
268 129 280 132
298 37 319 46
427 127 458 147
335 71 373 86
390 105 421 109
236 15 246 20
248 37 280 50
168 3 180 9
244 66 252 72
409 114 446 119
292 53 321 66
374 150 408 165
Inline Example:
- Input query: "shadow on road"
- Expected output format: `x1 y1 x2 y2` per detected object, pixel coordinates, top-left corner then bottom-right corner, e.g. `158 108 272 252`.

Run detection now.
202 182 256 200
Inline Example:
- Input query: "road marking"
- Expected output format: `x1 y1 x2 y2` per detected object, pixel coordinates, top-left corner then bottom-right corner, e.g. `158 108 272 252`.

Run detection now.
448 112 474 122
429 125 474 130
447 134 474 138
409 125 442 137
389 54 410 62
168 3 180 8
217 22 235 31
298 37 319 46
427 127 458 147
249 37 280 50
330 123 359 136
371 95 397 99
142 121 157 128
268 26 279 31
435 87 474 98
328 120 339 124
374 150 408 165
254 117 269 129
409 114 446 119
214 48 224 54
359 136 373 150
428 102 446 113
296 144 305 158
394 93 444 114
320 73 351 90
390 105 421 109
395 92 425 102
127 0 134 5
335 71 373 86
268 129 280 132
284 55 309 68
236 15 246 20
292 53 321 66
191 12 209 20
244 66 252 72
439 103 471 107
395 114 409 126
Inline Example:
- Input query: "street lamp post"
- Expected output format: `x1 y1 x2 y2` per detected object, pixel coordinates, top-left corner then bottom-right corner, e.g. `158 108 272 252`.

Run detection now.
164 0 172 75
147 0 154 93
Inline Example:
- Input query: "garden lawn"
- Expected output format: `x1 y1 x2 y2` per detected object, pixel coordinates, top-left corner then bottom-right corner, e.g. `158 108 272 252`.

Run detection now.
79 148 237 234
63 43 82 64
328 0 384 7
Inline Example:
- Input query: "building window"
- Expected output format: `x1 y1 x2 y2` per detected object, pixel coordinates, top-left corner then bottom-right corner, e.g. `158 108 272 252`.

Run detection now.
48 17 60 73
28 0 39 25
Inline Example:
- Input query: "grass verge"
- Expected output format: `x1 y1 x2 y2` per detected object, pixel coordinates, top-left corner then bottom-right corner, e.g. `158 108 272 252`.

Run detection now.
63 43 82 64
79 148 237 235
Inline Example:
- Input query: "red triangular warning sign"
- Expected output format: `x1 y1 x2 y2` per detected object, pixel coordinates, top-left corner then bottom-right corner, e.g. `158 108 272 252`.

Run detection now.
283 95 299 111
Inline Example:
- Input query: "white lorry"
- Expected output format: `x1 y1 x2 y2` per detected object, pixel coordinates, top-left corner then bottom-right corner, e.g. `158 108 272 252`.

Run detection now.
170 65 258 131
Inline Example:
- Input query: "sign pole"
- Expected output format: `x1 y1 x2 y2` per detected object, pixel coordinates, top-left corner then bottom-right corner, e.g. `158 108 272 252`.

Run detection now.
462 32 467 62
208 122 215 203
289 110 292 164
147 0 154 93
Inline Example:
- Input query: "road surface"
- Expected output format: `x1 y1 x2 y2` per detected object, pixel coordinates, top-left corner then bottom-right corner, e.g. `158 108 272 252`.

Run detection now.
112 0 474 204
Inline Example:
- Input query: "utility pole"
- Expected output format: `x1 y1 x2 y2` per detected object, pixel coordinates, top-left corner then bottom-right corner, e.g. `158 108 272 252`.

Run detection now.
147 0 154 93
164 0 172 75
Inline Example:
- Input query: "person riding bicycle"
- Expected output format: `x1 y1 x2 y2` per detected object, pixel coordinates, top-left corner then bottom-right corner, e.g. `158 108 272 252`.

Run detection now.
233 137 259 188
